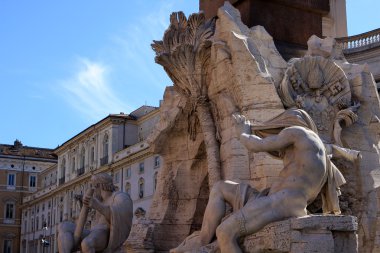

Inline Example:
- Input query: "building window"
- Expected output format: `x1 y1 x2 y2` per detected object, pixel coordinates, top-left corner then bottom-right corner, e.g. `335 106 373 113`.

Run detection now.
154 172 158 192
90 146 95 164
29 175 36 188
125 182 131 195
48 213 51 226
100 134 109 166
114 172 119 184
41 214 45 228
36 216 39 230
80 148 85 169
138 178 144 199
72 157 76 172
154 156 160 168
3 239 12 253
139 162 144 174
7 174 15 189
103 134 109 158
61 158 66 178
125 168 131 179
5 203 15 219
31 218 34 232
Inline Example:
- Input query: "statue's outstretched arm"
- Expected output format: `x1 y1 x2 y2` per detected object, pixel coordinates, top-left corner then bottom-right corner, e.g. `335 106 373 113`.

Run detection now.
233 113 293 153
240 129 294 153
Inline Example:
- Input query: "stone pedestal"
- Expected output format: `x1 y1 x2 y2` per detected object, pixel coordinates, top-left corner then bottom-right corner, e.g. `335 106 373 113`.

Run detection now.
123 219 155 253
199 215 358 253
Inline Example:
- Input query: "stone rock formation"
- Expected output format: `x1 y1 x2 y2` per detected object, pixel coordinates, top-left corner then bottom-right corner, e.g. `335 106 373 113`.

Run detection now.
143 2 380 252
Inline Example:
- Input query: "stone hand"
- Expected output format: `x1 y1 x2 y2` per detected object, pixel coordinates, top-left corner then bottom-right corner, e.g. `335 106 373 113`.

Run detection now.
232 113 251 136
82 194 92 208
83 195 102 210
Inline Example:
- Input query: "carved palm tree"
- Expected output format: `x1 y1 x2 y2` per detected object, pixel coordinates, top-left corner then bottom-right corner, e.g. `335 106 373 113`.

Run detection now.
152 12 220 187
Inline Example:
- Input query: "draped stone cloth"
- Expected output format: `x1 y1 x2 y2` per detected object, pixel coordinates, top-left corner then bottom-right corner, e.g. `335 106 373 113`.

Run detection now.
103 191 133 253
251 108 346 214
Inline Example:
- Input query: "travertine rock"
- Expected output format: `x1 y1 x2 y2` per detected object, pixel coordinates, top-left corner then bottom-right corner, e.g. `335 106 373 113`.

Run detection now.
144 2 379 252
305 35 380 252
198 215 358 253
124 218 155 253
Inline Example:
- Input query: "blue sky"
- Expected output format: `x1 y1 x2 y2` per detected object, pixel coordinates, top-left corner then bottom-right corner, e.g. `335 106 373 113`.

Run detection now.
0 1 379 149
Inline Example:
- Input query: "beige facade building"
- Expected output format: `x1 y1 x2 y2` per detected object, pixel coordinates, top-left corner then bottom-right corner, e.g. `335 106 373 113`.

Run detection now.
20 106 161 253
0 140 57 253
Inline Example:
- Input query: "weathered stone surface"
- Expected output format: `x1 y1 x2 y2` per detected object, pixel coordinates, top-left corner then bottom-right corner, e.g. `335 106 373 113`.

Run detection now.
124 219 155 253
197 216 357 253
144 2 379 252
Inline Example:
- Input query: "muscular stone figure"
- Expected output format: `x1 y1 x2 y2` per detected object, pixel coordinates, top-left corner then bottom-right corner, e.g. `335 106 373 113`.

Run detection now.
57 173 133 253
171 109 345 253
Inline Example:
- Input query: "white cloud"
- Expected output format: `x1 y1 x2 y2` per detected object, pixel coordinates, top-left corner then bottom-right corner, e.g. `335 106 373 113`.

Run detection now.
108 1 179 90
59 58 132 121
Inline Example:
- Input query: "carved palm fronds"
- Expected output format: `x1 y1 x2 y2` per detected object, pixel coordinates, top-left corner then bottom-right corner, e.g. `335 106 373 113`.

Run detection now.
152 12 221 187
152 12 215 98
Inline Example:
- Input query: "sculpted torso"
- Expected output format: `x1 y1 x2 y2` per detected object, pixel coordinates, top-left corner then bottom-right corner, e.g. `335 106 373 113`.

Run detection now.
91 195 113 230
171 112 337 253
269 126 327 202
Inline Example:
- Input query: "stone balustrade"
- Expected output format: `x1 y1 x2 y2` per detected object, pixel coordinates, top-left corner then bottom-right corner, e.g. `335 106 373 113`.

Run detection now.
336 28 380 51
113 140 149 162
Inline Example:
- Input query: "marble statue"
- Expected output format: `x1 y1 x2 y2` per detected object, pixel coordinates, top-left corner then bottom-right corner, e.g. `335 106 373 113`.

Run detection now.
171 109 346 253
57 173 133 253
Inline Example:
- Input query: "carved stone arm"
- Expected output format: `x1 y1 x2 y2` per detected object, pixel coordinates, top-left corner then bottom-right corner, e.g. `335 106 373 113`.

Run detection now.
240 129 294 153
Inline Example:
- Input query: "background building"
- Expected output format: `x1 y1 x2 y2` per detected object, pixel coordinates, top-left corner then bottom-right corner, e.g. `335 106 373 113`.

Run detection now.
20 106 161 253
0 141 57 253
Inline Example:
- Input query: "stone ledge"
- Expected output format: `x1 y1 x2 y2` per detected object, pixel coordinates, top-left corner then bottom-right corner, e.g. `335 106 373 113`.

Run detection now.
198 215 358 253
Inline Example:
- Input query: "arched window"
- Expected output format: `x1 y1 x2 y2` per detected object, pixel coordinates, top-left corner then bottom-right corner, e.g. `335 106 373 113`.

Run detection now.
154 156 160 168
125 182 131 195
154 172 158 192
41 214 45 228
80 148 85 169
103 134 109 158
138 178 144 199
101 134 109 165
90 146 95 164
61 158 66 178
71 157 76 172
47 212 51 226
36 216 39 230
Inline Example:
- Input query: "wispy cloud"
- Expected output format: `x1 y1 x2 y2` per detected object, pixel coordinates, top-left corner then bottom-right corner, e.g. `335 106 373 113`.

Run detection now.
108 1 179 90
59 58 132 121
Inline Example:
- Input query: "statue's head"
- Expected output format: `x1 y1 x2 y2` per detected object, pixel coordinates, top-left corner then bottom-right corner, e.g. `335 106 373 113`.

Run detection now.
91 173 116 192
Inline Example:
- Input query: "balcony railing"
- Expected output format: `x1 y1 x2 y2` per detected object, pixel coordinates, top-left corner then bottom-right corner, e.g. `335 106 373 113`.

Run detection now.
77 167 85 176
100 155 109 166
58 177 65 185
336 28 380 51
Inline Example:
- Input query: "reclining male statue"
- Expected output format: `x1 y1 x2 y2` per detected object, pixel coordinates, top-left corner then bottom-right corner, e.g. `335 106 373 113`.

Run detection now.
171 108 347 253
57 173 133 253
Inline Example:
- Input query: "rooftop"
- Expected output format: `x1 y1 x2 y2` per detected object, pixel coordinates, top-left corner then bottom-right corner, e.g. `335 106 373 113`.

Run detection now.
0 139 57 160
